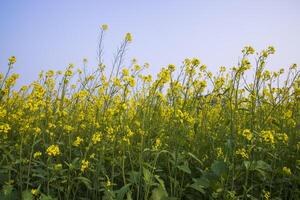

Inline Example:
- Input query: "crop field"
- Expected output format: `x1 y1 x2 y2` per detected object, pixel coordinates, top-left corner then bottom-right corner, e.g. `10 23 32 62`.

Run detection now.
0 27 300 200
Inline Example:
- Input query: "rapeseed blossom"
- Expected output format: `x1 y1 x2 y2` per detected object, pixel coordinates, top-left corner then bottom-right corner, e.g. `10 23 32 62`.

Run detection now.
0 123 11 134
33 151 42 159
261 130 275 144
46 145 60 156
73 136 84 147
92 132 101 144
263 190 271 200
81 159 89 172
101 24 108 31
282 167 292 176
125 33 132 42
31 189 39 196
8 56 16 65
242 129 253 141
236 148 248 159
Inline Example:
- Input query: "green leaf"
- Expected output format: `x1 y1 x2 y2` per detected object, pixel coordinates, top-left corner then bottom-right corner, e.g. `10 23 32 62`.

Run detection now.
150 186 168 200
177 161 191 174
189 183 206 194
255 160 271 171
128 171 140 184
154 175 167 192
143 167 153 185
211 160 228 177
74 176 92 190
22 190 33 200
40 194 57 200
243 161 251 170
187 152 203 165
126 191 133 200
2 183 13 196
116 184 131 200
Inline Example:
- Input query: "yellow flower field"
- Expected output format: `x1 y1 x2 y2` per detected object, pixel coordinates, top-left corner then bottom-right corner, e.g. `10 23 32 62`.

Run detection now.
0 27 300 199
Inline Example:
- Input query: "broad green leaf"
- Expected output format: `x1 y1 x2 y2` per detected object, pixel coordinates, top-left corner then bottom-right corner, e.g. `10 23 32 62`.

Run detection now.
74 176 92 190
187 152 203 165
22 190 33 200
150 186 168 200
189 183 206 194
143 167 153 185
154 175 167 191
177 162 191 174
211 160 228 177
116 184 131 200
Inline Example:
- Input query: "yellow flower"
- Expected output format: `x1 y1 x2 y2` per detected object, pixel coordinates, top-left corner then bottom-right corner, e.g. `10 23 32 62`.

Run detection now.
113 78 121 87
284 110 292 119
92 132 101 144
153 138 161 150
261 130 275 144
122 68 129 76
101 24 108 31
33 127 41 136
31 189 39 196
64 125 73 133
134 64 141 71
277 133 288 144
81 159 89 172
282 166 292 176
216 147 224 159
242 129 253 141
191 58 200 66
0 123 11 134
168 64 176 72
33 151 42 159
128 76 136 87
8 56 16 65
125 33 132 42
106 178 112 187
263 190 270 200
242 46 255 55
73 136 84 147
236 148 248 159
89 153 95 159
46 145 60 156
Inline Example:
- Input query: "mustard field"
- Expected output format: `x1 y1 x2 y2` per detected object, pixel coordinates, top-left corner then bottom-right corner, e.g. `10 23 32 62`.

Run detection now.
0 27 300 200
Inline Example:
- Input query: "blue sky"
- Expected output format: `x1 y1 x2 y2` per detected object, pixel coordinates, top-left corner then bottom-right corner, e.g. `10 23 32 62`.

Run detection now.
1 0 300 84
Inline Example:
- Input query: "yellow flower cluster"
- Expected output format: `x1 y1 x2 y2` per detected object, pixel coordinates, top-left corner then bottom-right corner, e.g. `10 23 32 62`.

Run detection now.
46 145 60 156
241 129 253 141
236 148 248 159
263 190 271 200
0 123 11 134
91 132 101 144
33 151 42 159
153 138 161 150
101 24 108 31
81 159 89 172
8 56 16 65
277 133 288 144
31 188 39 196
125 33 132 42
282 166 292 176
64 125 73 133
73 136 84 147
261 130 275 144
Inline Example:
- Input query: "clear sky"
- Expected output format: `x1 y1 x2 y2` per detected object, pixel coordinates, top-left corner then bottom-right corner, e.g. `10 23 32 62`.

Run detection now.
1 0 300 84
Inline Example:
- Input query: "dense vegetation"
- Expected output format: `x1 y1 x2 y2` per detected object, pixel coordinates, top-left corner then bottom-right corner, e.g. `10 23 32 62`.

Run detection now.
1 26 300 199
